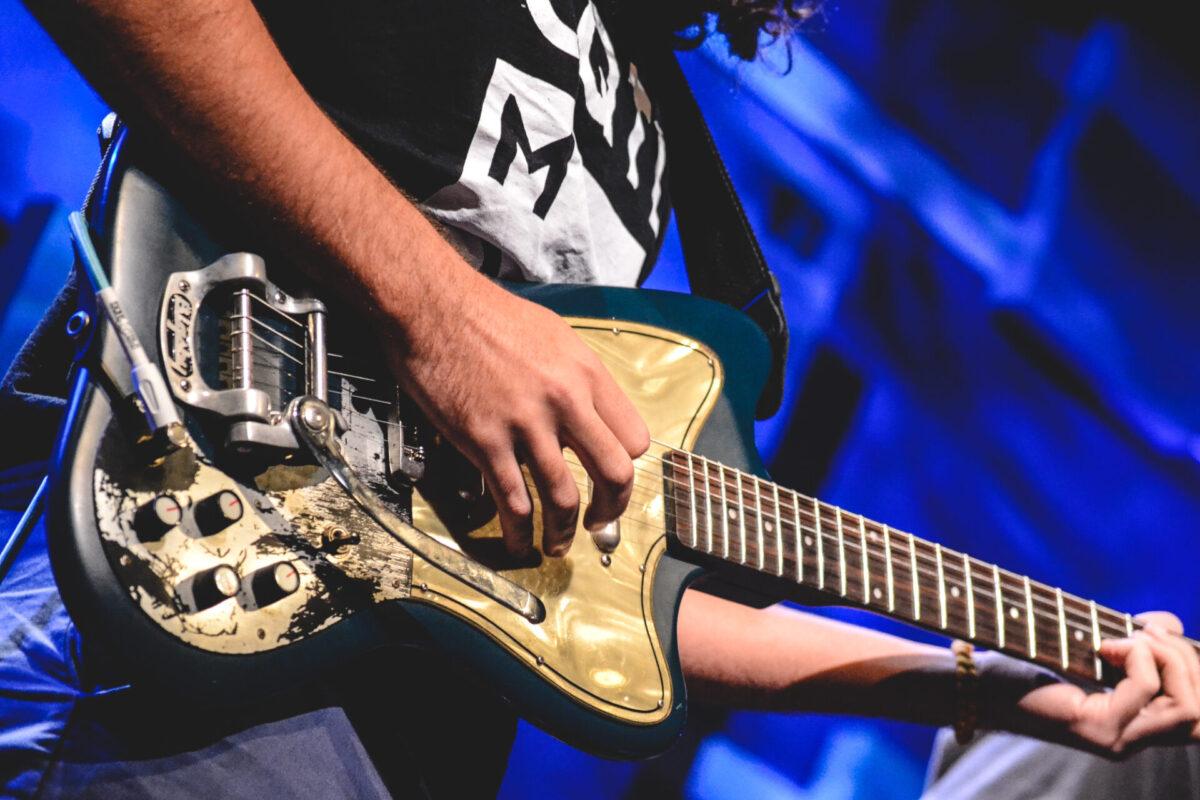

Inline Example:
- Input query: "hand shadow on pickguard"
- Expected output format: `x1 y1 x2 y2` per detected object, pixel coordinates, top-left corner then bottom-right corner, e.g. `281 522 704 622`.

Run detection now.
416 441 545 573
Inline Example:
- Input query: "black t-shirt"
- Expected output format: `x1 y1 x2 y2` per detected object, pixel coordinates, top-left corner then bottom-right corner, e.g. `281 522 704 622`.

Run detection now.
1 2 675 796
256 0 671 284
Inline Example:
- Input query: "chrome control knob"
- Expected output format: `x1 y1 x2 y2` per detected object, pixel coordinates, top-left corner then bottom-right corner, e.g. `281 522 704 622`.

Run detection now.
135 494 183 541
186 564 241 610
250 561 301 606
194 490 243 534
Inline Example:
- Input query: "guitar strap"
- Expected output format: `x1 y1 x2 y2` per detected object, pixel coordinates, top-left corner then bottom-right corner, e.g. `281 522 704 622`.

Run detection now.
651 52 789 420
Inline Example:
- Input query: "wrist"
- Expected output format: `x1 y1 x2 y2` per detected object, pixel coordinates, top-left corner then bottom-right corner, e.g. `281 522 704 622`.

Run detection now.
975 651 1062 734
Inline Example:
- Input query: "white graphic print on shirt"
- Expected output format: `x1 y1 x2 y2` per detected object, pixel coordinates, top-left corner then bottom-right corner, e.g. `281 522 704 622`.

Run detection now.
423 1 667 287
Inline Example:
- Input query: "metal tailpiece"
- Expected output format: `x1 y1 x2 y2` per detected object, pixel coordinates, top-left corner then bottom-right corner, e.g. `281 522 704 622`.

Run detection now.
290 396 545 624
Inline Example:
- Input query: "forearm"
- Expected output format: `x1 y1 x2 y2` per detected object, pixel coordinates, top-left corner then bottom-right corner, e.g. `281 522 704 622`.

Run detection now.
678 589 961 726
25 0 483 344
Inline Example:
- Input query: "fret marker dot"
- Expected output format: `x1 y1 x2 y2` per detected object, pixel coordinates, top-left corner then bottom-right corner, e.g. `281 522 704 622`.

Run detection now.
869 530 878 541
804 536 814 547
728 509 738 521
950 586 961 598
765 521 773 533
1074 629 1085 642
1010 607 1020 620
872 587 882 600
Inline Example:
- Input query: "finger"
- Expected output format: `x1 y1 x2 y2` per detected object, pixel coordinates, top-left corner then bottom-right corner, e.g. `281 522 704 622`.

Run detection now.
1098 638 1161 732
1143 622 1200 718
524 433 580 557
480 448 534 556
1105 634 1199 745
590 365 650 459
1137 611 1184 637
1119 695 1197 745
561 408 634 532
1143 630 1200 715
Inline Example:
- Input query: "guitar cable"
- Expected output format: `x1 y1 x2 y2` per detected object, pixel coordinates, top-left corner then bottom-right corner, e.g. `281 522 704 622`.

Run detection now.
67 211 182 435
1 212 183 588
0 476 48 588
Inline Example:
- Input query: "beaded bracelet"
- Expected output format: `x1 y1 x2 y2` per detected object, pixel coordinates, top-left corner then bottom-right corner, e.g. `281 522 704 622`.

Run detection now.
951 639 979 744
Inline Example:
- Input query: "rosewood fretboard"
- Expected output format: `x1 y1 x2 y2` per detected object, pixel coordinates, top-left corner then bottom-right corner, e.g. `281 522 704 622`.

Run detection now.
662 449 1191 686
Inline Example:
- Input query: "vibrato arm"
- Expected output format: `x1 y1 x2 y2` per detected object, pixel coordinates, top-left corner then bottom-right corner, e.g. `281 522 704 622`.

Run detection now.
289 396 545 624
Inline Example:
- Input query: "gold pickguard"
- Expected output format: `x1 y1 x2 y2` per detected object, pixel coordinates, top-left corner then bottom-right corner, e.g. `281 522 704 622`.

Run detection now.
410 318 723 725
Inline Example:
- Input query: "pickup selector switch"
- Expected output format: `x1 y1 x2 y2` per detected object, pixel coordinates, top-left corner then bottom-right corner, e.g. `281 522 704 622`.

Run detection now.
194 490 244 534
250 561 301 606
135 494 183 541
187 565 241 610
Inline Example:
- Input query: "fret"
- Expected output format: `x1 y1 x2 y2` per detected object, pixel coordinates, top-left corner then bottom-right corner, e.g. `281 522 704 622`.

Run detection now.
1060 593 1098 677
909 532 920 622
701 458 713 554
835 506 848 598
813 497 825 591
861 521 889 608
1023 576 1036 659
1055 588 1069 671
883 525 895 612
935 543 947 630
791 490 803 584
753 477 765 571
718 464 730 559
993 564 1005 649
963 554 976 640
735 472 746 564
771 483 784 577
686 452 698 548
997 571 1030 657
660 450 1160 688
858 516 870 605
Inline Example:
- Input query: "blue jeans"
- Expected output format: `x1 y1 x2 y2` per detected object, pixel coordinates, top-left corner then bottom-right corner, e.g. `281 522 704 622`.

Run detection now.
0 500 514 799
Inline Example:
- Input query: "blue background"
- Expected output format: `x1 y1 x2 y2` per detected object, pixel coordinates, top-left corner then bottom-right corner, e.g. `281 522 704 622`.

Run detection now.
3 2 1198 798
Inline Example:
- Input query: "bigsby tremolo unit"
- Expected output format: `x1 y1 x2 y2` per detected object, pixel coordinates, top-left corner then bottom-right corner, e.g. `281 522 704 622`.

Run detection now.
158 252 544 623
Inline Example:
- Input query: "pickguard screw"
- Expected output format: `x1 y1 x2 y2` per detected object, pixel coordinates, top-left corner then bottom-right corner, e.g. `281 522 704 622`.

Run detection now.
657 699 664 709
639 564 646 573
178 280 189 291
322 525 358 553
536 655 545 666
274 291 284 303
600 554 612 567
179 379 191 392
419 582 429 592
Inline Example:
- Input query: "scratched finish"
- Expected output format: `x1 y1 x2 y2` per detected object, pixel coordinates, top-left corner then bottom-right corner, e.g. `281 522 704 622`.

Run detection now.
91 388 413 654
410 318 724 725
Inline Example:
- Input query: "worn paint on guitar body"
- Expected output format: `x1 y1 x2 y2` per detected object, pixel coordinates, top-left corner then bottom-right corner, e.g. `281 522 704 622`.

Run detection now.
46 130 771 758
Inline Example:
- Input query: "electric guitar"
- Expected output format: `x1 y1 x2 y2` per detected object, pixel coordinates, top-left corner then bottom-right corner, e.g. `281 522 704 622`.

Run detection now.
47 127 1186 759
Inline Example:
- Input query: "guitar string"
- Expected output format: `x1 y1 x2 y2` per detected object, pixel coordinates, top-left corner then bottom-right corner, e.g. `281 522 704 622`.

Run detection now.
541 450 1147 642
213 372 1152 638
239 291 368 365
223 333 379 386
207 336 1154 642
555 456 1148 642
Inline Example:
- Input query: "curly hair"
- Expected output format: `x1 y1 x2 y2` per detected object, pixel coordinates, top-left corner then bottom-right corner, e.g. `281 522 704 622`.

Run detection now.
666 1 822 60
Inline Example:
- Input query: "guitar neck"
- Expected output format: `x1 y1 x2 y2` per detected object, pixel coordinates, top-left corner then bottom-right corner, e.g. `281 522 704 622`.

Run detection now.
661 449 1181 686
